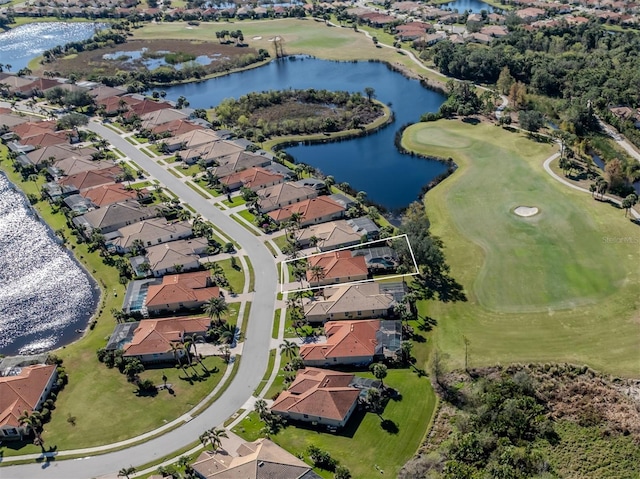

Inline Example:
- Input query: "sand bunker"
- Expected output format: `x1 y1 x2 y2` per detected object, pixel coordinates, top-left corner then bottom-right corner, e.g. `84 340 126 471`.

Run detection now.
252 36 262 40
514 206 539 217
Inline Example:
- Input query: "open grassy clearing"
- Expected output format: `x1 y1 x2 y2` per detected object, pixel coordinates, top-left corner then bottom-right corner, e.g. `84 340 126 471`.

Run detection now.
133 19 421 72
234 369 436 479
402 120 640 376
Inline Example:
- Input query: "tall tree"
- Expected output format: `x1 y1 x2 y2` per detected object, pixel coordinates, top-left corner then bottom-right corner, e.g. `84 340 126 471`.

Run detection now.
280 339 299 360
204 296 228 325
370 363 388 388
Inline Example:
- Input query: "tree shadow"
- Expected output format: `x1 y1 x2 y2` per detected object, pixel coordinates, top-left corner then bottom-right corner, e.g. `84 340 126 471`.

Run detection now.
417 315 438 332
380 419 399 434
462 117 480 125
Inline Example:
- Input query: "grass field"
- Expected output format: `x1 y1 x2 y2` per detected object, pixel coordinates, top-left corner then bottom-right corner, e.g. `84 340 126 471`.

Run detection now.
133 19 420 70
402 120 640 376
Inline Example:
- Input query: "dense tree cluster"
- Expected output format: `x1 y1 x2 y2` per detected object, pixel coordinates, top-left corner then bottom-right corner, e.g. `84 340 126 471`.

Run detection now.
215 89 383 138
429 22 640 131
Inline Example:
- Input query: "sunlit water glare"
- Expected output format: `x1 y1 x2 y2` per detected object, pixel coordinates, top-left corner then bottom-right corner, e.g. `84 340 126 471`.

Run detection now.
0 173 99 356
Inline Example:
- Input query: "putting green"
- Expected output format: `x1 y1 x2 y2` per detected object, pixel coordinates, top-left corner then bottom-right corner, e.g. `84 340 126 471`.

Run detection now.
403 120 640 375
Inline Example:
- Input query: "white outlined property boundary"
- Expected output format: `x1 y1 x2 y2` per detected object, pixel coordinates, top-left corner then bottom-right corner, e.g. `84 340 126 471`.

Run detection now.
279 234 420 294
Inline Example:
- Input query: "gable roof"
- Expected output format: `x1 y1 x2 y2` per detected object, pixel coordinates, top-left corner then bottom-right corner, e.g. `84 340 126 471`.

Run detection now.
19 131 70 148
220 166 284 189
304 282 396 317
0 365 56 429
151 118 203 136
141 108 188 128
295 219 367 250
59 166 122 191
145 270 219 308
143 237 208 271
257 182 317 210
192 438 320 479
300 320 379 362
268 196 345 224
307 251 368 282
108 218 192 250
270 368 360 421
25 144 96 168
75 199 159 231
123 316 210 357
82 183 148 206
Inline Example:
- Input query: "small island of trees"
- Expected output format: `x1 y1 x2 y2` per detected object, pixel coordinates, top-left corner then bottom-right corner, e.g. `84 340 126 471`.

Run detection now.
214 88 384 140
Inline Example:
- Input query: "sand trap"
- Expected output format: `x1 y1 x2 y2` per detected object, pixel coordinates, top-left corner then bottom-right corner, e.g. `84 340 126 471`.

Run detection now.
514 206 539 217
252 36 262 40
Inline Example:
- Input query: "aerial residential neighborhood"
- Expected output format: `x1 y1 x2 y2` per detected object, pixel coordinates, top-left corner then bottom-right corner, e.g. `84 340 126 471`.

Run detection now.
1 0 640 477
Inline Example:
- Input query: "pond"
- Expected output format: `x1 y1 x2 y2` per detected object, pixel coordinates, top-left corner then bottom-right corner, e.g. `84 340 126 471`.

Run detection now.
440 0 496 13
0 22 105 72
161 56 447 210
0 173 100 356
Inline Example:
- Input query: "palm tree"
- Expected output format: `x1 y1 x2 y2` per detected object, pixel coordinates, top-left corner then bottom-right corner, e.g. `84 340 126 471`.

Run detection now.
18 410 42 443
216 322 237 345
118 466 136 479
185 333 205 359
364 86 376 102
170 341 186 369
254 398 268 419
324 175 335 190
370 363 388 388
308 264 326 285
199 427 228 452
280 339 299 360
204 296 228 325
309 235 320 252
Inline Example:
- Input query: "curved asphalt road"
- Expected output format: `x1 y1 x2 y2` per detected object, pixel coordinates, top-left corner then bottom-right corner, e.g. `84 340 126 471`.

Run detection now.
3 122 278 479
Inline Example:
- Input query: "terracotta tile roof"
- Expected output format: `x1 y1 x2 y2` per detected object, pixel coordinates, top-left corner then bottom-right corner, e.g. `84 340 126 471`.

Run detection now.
0 365 56 429
124 99 172 119
307 251 368 282
220 166 284 189
268 196 345 224
83 183 148 206
270 368 360 422
59 166 122 191
20 131 71 148
151 119 202 136
145 270 219 309
98 94 143 114
11 120 57 139
300 320 379 361
123 316 210 356
15 78 60 94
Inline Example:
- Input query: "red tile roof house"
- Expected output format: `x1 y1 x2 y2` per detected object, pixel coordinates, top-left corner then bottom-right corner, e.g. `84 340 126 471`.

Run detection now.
0 364 57 441
267 196 345 228
270 368 362 429
82 183 149 207
306 251 368 287
120 316 210 363
59 166 123 193
219 166 284 192
144 270 220 315
300 320 380 367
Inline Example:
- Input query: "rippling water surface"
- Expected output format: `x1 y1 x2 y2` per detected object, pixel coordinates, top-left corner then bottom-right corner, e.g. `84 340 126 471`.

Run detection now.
0 174 98 355
0 22 104 72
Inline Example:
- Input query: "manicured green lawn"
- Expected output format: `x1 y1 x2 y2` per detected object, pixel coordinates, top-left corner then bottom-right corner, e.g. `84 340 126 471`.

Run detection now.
272 233 291 253
222 196 246 207
234 369 436 478
217 257 245 293
237 209 256 224
402 120 640 376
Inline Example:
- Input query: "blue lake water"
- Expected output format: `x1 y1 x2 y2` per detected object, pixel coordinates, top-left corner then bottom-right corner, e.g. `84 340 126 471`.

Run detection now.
0 174 99 356
161 56 447 210
0 22 104 72
441 0 496 13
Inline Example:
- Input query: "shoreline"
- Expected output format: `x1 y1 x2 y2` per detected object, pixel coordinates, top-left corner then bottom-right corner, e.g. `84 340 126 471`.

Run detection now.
0 169 102 356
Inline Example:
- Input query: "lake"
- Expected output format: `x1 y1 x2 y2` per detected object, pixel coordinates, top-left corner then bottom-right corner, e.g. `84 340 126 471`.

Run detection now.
441 0 496 13
162 56 447 210
0 22 104 72
0 173 99 356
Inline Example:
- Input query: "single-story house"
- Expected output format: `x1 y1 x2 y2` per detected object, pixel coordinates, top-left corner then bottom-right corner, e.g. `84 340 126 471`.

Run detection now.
72 199 160 235
191 438 322 479
131 237 209 277
270 368 363 429
109 316 210 363
63 194 96 214
82 183 150 207
212 151 273 179
104 218 192 254
256 182 318 213
268 196 346 227
59 166 123 192
353 245 400 271
306 250 368 287
304 282 399 323
219 166 284 191
295 217 379 252
144 270 220 315
0 364 58 440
